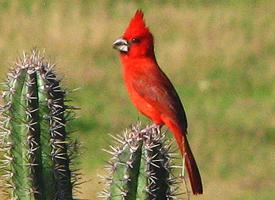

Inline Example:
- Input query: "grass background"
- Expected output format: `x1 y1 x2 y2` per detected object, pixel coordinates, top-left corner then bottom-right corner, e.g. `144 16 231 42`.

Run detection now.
0 0 275 199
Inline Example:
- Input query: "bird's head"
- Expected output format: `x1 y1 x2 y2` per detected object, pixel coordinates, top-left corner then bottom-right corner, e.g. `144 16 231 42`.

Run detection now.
113 10 155 58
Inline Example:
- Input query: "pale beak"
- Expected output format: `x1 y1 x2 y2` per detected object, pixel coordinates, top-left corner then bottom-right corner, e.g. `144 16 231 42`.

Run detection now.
112 38 129 53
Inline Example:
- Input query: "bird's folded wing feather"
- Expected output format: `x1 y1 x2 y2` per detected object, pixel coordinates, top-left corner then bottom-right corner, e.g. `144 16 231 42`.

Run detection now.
131 67 188 130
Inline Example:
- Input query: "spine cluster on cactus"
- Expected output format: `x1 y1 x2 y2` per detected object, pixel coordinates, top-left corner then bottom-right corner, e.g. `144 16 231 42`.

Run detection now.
0 51 79 200
99 123 189 200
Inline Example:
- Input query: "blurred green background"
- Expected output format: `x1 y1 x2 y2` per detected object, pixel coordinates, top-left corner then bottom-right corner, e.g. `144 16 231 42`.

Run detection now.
0 0 274 199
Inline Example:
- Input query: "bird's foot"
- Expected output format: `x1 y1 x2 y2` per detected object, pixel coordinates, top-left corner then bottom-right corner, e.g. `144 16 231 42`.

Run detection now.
145 123 162 133
140 123 163 139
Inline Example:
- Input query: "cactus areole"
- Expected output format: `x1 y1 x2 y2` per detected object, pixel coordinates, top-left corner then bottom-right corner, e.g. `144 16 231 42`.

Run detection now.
0 51 77 200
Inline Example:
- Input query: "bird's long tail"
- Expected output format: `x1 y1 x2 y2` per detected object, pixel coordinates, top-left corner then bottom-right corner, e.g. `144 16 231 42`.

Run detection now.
163 118 203 195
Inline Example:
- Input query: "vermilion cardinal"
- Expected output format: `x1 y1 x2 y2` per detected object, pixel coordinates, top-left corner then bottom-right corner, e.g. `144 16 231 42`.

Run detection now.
113 10 203 195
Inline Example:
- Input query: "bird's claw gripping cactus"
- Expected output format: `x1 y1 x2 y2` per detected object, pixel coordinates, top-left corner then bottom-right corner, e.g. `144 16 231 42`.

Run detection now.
0 51 79 200
99 123 189 200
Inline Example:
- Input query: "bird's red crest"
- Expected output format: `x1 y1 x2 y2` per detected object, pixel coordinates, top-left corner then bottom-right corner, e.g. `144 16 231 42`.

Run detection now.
123 10 150 39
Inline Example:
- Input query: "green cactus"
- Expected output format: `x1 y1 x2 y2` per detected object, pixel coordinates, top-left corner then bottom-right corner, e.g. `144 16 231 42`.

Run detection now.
0 51 79 200
99 123 189 200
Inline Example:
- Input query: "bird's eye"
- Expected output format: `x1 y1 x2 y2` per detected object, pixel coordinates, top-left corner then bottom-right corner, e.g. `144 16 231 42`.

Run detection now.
131 38 141 44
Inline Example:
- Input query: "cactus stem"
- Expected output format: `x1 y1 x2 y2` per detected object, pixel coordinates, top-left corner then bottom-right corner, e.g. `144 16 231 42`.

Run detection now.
0 50 81 199
100 123 190 200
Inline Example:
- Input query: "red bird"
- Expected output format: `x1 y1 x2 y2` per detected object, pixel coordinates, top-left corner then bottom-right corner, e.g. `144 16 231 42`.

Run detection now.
113 10 203 195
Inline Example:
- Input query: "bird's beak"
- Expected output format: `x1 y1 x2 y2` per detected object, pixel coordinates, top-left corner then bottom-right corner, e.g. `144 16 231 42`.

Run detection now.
112 38 129 53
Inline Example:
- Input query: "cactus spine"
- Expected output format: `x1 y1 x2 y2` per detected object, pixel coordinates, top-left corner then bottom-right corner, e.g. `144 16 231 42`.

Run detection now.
0 51 78 200
100 123 188 200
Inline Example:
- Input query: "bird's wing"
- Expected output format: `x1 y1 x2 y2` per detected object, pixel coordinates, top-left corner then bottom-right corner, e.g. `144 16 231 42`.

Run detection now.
131 67 188 130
